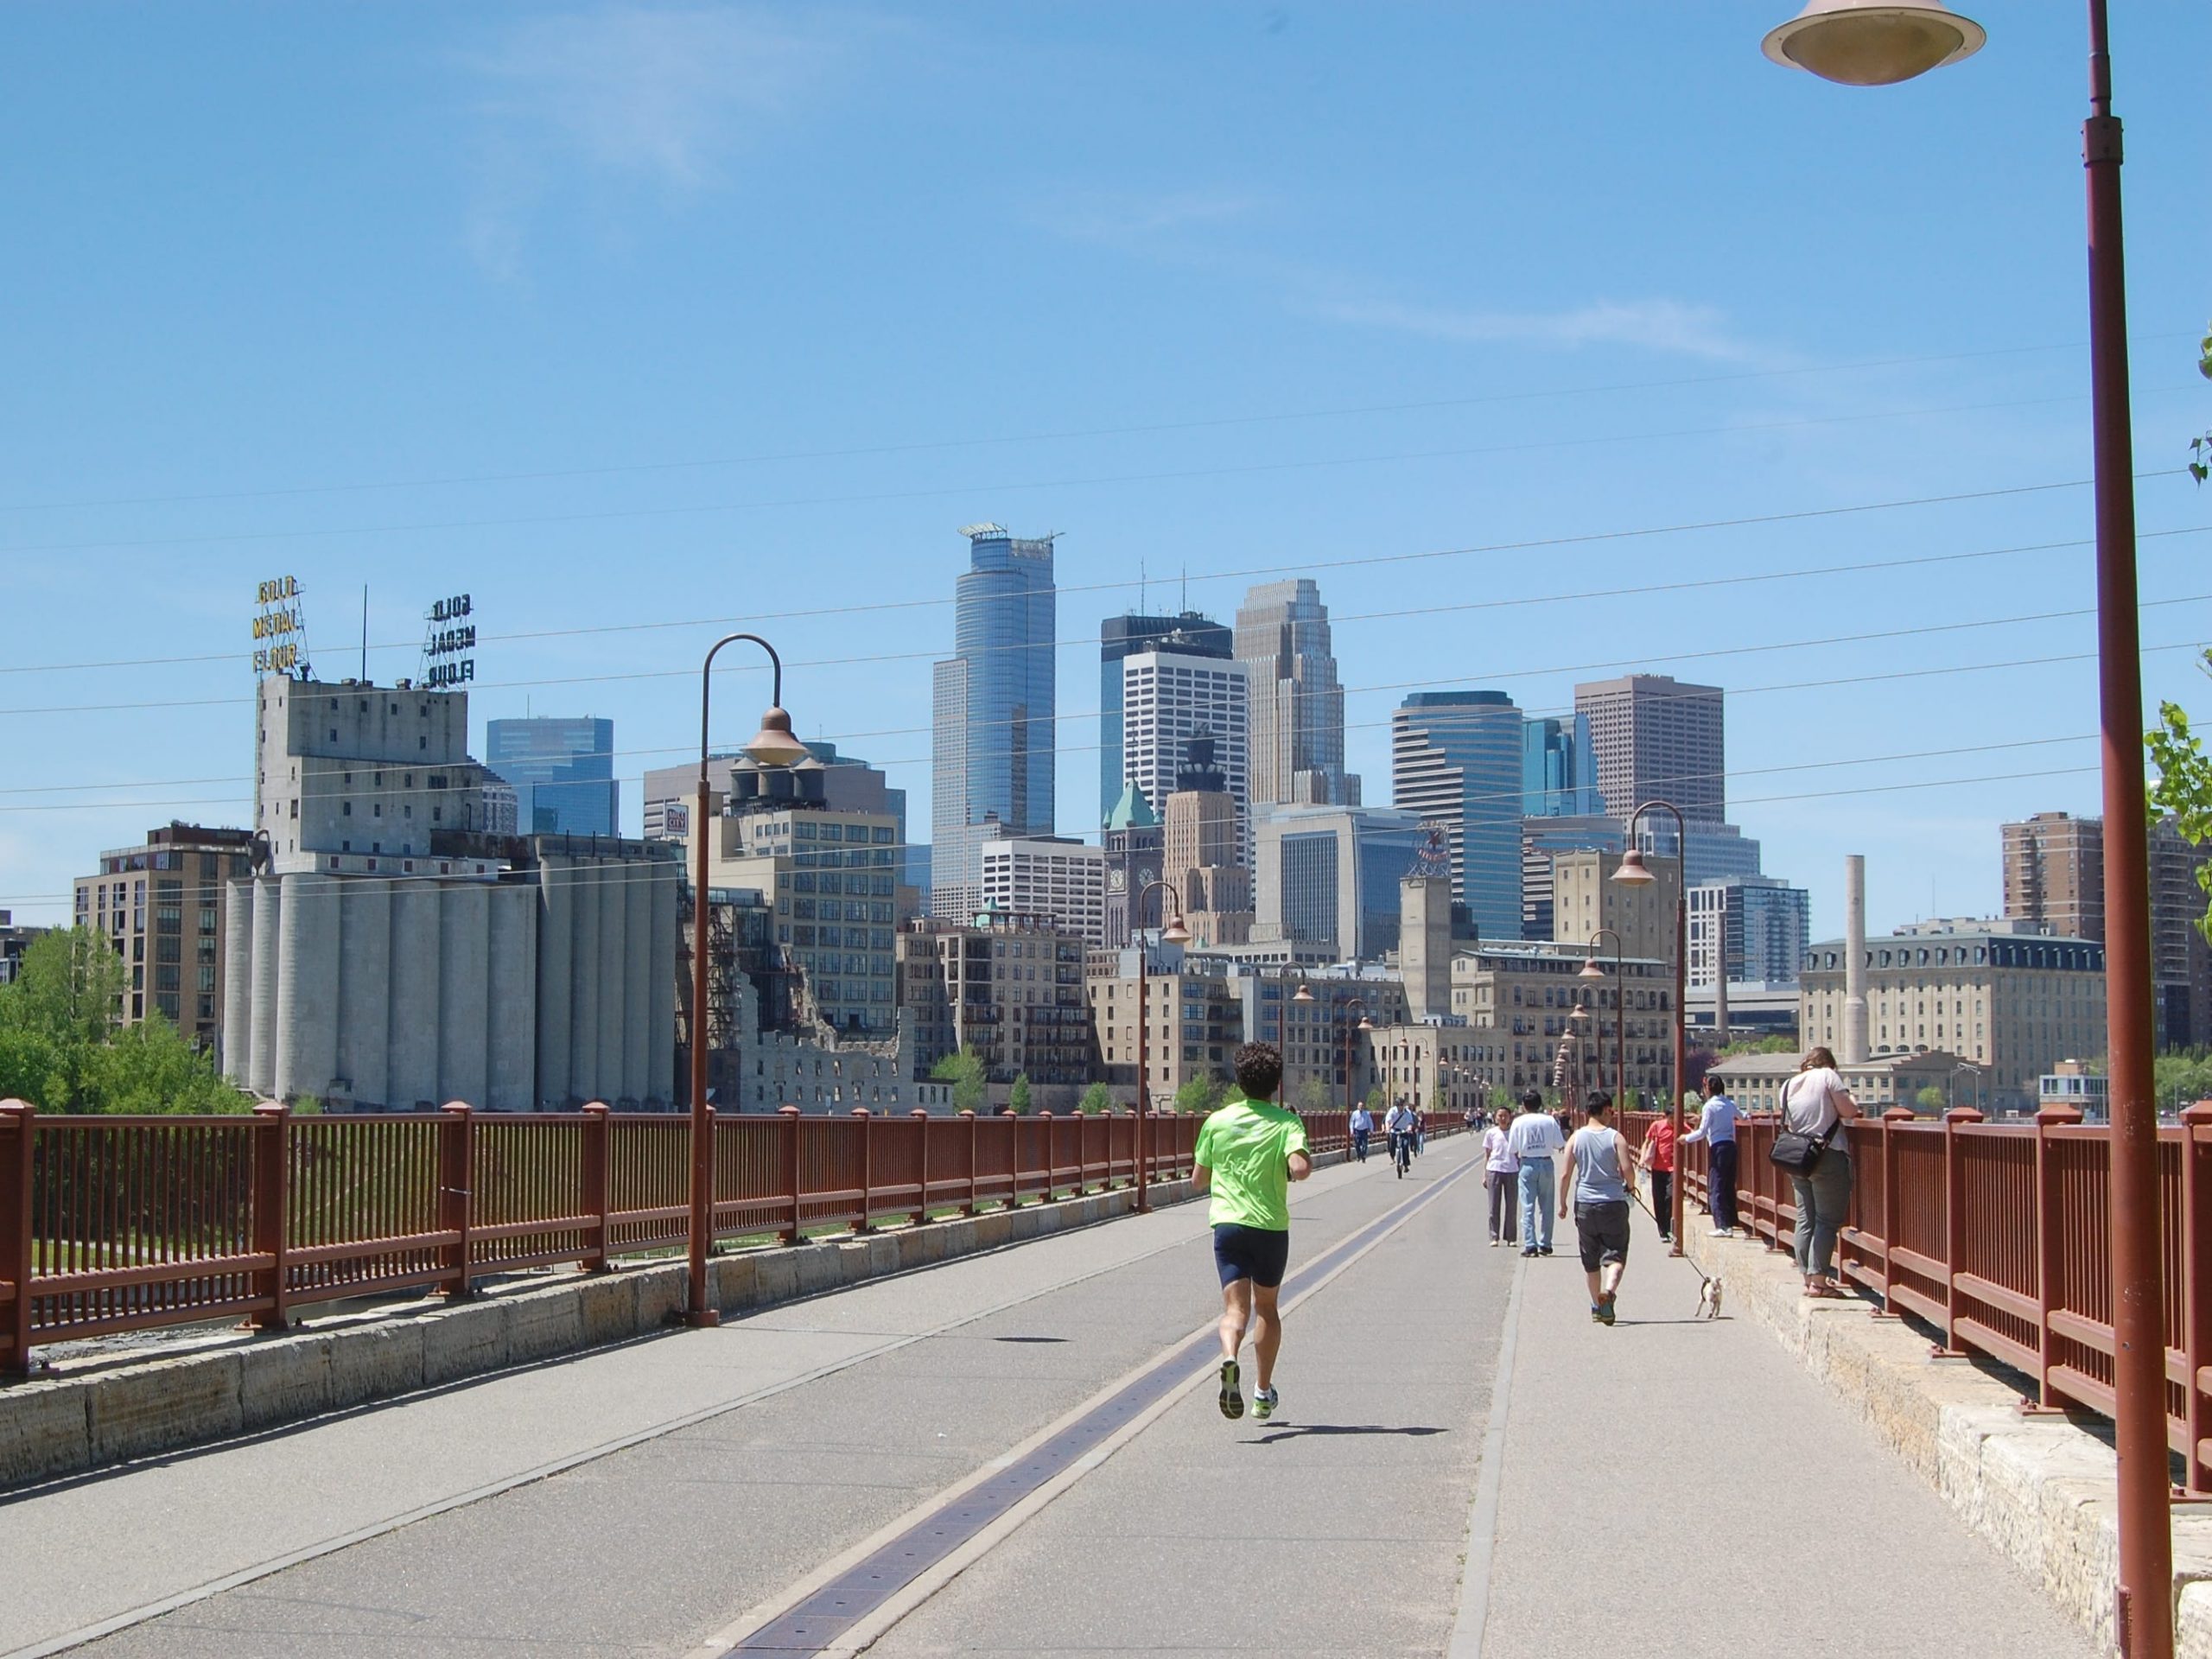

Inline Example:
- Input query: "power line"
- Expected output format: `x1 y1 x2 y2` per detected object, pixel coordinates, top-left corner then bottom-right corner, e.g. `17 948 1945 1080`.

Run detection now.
3 334 2175 518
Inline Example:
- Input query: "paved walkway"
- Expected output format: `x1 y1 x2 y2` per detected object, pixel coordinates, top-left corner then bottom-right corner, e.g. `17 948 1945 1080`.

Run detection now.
0 1135 2094 1658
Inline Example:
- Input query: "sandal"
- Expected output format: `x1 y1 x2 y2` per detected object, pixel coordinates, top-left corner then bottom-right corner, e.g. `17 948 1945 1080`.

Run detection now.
1802 1283 1845 1300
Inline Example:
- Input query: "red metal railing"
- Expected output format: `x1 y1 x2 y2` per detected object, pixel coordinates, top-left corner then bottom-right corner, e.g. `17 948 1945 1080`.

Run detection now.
0 1100 1407 1376
1658 1102 2212 1497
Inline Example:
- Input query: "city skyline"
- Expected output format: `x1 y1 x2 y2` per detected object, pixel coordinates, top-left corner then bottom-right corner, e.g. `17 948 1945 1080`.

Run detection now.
3 6 2209 949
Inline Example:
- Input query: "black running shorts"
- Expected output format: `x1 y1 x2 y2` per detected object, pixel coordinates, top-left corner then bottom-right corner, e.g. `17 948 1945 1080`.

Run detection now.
1574 1200 1631 1272
1212 1223 1291 1288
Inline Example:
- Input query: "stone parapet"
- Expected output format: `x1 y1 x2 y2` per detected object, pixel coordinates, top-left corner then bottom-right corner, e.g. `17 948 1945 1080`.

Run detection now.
1681 1224 2212 1654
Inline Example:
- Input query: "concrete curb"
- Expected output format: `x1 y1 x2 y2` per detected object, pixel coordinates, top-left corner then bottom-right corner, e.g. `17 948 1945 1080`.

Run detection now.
1681 1223 2212 1656
0 1173 1208 1493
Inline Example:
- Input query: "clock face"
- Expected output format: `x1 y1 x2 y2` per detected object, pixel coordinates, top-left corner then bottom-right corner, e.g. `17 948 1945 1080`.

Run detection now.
1109 868 1127 893
1137 867 1157 887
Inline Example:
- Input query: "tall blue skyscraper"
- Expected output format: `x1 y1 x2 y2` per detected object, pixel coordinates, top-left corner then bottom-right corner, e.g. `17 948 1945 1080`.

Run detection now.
1390 690 1523 942
485 716 617 837
1098 611 1230 824
931 524 1058 918
1522 714 1603 817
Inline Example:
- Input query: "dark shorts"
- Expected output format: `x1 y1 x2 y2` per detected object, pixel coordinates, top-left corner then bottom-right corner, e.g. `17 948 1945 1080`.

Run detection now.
1213 1223 1291 1289
1573 1200 1631 1272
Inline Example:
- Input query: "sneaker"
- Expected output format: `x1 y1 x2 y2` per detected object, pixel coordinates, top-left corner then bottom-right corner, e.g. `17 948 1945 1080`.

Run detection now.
1539 1247 1554 1258
1217 1358 1244 1421
1590 1303 1605 1323
1521 1247 1538 1258
1711 1227 1738 1239
1597 1294 1617 1326
1252 1386 1280 1421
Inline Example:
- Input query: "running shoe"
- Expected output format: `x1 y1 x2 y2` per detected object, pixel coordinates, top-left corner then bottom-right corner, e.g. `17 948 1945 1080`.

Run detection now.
1598 1293 1617 1326
1590 1303 1605 1323
1217 1358 1245 1420
1252 1386 1280 1421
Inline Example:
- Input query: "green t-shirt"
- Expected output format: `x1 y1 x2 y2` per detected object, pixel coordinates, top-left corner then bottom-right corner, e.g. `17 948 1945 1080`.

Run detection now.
1193 1100 1310 1232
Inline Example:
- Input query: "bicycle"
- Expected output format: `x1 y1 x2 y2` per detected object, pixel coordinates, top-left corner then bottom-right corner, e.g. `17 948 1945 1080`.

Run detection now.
1390 1129 1413 1179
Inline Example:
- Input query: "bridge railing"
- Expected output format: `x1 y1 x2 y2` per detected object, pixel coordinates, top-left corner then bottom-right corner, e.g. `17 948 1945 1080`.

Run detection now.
1623 1103 2212 1497
0 1100 1427 1376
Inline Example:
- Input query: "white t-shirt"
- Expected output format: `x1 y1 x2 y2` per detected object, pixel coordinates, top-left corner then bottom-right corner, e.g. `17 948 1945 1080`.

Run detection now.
1482 1125 1520 1173
1782 1067 1848 1138
1505 1110 1567 1162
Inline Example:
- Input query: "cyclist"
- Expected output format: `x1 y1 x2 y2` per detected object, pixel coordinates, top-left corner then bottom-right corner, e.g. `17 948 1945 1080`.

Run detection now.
1382 1098 1415 1178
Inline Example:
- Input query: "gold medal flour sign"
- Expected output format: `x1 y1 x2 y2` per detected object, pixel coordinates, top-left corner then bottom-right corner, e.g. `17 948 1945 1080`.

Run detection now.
251 576 307 676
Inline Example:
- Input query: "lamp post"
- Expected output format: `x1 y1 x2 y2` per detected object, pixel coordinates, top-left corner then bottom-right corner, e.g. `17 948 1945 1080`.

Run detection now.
1580 927 1626 1108
1611 802 1685 1255
1131 880 1191 1214
687 632 810 1328
1759 5 2171 1647
1340 997 1374 1115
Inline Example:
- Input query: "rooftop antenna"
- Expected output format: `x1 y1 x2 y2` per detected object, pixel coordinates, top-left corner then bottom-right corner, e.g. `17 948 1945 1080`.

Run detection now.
1180 565 1187 613
360 585 368 683
1139 557 1146 612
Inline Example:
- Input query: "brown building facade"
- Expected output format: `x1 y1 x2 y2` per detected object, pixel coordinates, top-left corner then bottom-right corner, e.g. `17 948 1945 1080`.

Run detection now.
73 823 256 1051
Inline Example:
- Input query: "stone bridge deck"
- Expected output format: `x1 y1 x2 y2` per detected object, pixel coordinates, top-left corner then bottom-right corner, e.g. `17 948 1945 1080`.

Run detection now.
0 1135 2094 1658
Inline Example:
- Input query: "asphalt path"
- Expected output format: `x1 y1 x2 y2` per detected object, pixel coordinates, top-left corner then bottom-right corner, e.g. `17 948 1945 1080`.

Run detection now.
6 1133 2096 1658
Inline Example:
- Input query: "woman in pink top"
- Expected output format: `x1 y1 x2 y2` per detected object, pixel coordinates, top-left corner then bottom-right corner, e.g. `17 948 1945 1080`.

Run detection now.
1482 1109 1519 1247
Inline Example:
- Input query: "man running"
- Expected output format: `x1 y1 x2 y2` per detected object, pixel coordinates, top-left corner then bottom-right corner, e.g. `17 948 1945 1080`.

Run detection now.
1194 1042 1312 1422
1506 1091 1567 1256
1559 1093 1638 1325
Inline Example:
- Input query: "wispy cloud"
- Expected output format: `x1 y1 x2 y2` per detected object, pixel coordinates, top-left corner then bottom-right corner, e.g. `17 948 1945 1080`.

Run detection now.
1315 296 1767 365
456 5 881 277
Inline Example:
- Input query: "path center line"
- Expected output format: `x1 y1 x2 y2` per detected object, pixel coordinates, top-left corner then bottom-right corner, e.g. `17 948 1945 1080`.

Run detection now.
1448 1249 1529 1659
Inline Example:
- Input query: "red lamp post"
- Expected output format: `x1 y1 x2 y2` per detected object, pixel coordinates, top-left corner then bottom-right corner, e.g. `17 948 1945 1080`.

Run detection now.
1130 880 1191 1214
1580 926 1626 1109
1611 803 1685 1255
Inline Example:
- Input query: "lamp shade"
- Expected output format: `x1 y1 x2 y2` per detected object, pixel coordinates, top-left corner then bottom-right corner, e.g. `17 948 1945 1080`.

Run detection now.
1579 956 1606 980
743 706 810 768
1292 982 1315 1003
1611 848 1657 887
1160 913 1192 945
1761 1 1984 86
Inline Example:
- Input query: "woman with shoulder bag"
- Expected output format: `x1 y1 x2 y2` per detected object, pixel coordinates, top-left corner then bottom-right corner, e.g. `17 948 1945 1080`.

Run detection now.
1775 1046 1859 1298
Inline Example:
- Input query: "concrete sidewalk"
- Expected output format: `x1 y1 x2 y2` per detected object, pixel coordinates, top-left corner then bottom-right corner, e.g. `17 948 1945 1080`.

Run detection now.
1468 1192 2094 1658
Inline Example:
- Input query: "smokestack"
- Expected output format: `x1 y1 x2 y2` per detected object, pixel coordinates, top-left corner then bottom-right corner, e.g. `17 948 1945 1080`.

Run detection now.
1842 854 1869 1065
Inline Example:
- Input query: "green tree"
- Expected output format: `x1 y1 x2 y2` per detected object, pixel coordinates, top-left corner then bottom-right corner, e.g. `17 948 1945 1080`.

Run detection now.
1007 1071 1032 1115
930 1048 987 1115
2154 1048 2212 1110
84 1016 253 1115
2190 321 2211 483
1486 1085 1516 1113
1915 1085 1947 1113
1363 1084 1387 1112
1294 1077 1334 1113
2148 658 2212 946
1174 1074 1224 1116
1077 1081 1114 1116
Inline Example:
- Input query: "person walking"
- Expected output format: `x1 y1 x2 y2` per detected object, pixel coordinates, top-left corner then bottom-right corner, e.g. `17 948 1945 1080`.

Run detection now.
1194 1042 1313 1421
1681 1075 1743 1237
1506 1091 1567 1257
1348 1101 1374 1164
1481 1107 1520 1247
1778 1046 1859 1298
1560 1093 1638 1324
1640 1108 1677 1243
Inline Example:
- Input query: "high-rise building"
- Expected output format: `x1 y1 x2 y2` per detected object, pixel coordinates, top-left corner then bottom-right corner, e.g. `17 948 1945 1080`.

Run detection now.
1573 674 1726 826
932 524 1058 920
1099 611 1230 824
71 823 256 1048
1522 714 1602 817
1120 649 1249 858
1688 874 1812 990
2003 810 2212 1047
0 910 48 988
894 914 1094 1087
1253 804 1425 961
1390 690 1523 942
1550 848 1681 967
485 717 618 837
1162 731 1253 948
1235 579 1359 817
979 837 1106 944
1521 816 1624 941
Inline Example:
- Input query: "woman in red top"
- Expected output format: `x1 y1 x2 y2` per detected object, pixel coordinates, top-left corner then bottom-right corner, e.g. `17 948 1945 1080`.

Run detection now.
1641 1113 1678 1243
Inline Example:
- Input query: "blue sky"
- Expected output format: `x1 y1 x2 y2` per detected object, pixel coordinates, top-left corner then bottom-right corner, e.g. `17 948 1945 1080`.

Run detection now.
3 2 2209 941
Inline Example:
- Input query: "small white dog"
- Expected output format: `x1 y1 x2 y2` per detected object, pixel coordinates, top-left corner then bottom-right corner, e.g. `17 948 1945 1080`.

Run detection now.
1696 1275 1724 1320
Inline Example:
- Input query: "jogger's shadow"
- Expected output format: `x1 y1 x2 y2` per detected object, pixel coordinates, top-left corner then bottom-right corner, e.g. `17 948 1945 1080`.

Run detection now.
1244 1423 1448 1445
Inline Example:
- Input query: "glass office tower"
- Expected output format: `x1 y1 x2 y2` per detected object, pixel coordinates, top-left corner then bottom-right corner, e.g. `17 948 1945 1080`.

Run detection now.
1390 690 1523 943
1098 611 1230 824
485 716 617 837
931 524 1058 918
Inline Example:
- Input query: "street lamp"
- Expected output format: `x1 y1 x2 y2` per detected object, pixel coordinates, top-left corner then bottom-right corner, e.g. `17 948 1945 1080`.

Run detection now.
1758 6 2172 1649
1132 880 1191 1215
1581 926 1626 1109
1611 804 1685 1255
688 632 809 1328
1339 997 1374 1115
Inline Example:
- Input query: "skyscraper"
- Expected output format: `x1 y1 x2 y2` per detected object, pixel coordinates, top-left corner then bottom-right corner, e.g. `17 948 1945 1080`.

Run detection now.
1099 611 1230 825
1391 690 1523 943
1573 674 1726 825
1522 713 1602 817
485 717 618 837
1235 580 1359 817
931 524 1058 919
1119 648 1249 861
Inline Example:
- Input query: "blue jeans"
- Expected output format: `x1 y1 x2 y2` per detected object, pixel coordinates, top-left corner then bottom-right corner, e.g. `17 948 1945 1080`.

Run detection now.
1518 1158 1556 1250
1352 1128 1370 1162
